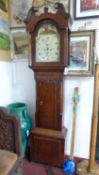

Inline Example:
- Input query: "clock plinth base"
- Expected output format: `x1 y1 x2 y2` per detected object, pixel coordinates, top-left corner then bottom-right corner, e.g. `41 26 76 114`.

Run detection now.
30 127 67 167
77 160 99 175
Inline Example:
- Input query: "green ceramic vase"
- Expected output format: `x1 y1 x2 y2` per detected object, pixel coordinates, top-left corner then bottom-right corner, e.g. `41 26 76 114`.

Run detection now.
7 102 31 157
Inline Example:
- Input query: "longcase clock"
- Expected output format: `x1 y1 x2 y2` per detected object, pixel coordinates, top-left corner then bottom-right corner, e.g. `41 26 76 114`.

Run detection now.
26 3 71 167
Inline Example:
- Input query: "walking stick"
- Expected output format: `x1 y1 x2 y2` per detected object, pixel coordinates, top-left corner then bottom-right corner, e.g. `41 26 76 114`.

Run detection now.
64 87 80 175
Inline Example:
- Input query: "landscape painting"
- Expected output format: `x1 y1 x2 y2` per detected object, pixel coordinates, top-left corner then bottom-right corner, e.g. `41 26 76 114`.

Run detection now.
0 21 10 51
0 20 10 61
70 37 88 69
68 31 95 75
0 1 11 61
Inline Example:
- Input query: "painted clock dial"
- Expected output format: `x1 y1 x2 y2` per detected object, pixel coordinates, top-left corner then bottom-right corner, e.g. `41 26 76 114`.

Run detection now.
36 23 60 62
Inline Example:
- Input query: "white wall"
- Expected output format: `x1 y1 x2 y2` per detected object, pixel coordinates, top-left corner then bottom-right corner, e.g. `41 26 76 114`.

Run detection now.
0 62 13 105
0 59 94 159
0 61 36 124
10 61 36 124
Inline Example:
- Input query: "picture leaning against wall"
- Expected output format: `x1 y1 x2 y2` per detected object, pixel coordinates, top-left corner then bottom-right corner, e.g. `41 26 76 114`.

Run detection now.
11 30 28 60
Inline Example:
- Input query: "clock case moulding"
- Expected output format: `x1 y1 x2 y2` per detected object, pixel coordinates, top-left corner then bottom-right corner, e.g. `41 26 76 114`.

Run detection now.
25 3 71 72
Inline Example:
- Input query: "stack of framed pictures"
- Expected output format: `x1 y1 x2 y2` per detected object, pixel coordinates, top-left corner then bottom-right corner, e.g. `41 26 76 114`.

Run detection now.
68 0 98 76
11 30 28 60
8 0 32 61
8 0 70 61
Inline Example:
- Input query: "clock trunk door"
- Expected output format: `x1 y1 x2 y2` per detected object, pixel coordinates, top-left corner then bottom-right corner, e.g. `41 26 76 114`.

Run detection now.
35 80 62 130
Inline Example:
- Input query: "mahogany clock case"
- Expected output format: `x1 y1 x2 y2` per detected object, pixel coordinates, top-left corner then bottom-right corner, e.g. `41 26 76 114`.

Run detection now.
26 3 71 167
26 3 71 131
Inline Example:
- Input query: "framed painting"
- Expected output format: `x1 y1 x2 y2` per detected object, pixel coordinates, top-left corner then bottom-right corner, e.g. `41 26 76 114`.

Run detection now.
0 0 11 61
8 0 32 28
68 30 95 75
11 30 28 60
74 0 99 19
0 27 11 61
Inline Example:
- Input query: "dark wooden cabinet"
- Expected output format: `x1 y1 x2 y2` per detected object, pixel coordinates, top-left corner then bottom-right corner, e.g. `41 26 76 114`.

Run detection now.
26 3 71 167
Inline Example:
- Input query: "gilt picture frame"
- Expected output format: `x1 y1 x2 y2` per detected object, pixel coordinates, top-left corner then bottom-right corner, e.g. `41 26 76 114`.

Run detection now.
68 30 95 76
74 0 99 19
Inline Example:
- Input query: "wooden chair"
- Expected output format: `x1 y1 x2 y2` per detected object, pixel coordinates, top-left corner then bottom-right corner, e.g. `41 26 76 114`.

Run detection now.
0 107 23 175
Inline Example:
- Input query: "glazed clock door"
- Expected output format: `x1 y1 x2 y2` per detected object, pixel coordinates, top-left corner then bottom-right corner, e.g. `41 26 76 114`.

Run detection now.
35 23 60 62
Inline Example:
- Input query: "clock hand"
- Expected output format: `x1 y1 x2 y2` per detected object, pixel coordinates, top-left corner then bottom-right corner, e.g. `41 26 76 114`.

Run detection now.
46 43 49 60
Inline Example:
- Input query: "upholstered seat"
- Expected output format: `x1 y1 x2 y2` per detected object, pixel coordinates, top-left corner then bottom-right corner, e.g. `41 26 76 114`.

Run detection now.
0 108 23 175
0 150 17 175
